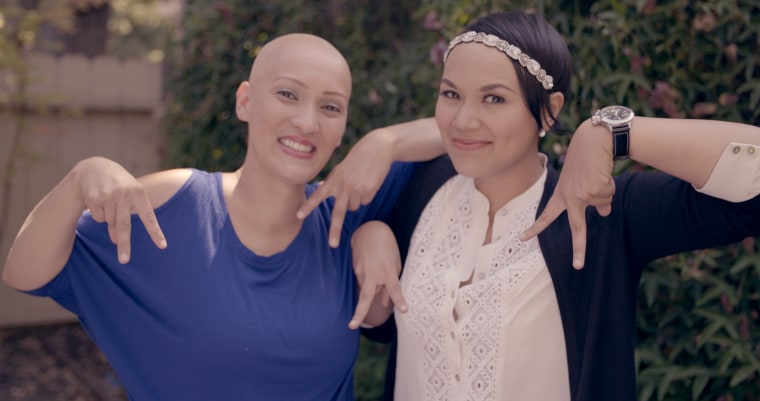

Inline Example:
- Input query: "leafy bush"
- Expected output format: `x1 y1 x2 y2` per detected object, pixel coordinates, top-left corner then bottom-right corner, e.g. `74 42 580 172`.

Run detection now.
165 1 760 400
164 0 437 173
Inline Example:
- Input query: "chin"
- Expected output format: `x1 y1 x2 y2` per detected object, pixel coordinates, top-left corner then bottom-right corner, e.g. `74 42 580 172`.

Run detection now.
448 157 484 178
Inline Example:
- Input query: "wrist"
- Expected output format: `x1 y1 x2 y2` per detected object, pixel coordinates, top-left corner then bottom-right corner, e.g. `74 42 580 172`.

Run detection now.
68 157 102 210
367 127 402 159
590 106 635 160
577 119 615 157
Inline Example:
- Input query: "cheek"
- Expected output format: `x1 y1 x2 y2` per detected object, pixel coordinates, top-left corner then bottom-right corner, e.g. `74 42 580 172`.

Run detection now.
434 101 454 133
323 119 347 147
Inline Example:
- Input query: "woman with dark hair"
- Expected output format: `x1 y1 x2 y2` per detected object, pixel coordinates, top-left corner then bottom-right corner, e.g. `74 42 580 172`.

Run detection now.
357 10 760 401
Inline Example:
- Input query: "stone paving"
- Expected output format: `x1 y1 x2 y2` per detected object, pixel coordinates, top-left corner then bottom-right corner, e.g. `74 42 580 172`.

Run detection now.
0 323 127 401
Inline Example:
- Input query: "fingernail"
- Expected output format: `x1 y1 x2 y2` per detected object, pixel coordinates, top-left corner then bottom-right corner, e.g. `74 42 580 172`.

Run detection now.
119 253 129 264
159 239 167 249
329 238 338 248
348 320 357 328
573 258 583 269
296 211 305 219
398 305 408 313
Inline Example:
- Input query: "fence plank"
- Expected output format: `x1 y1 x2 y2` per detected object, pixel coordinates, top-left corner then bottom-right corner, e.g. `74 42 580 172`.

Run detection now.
0 54 165 327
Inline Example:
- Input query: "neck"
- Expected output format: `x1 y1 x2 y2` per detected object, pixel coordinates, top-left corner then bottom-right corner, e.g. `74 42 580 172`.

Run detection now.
225 167 307 256
474 154 544 220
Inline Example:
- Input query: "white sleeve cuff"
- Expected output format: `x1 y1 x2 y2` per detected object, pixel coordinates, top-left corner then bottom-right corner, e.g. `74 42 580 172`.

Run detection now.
696 142 760 202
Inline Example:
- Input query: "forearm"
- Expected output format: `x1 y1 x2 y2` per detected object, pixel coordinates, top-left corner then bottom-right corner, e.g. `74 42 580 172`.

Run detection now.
363 117 445 162
628 117 760 187
577 116 760 187
3 167 85 291
350 220 404 329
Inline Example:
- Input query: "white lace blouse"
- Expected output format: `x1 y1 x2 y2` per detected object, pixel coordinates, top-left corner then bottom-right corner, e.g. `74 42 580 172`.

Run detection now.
393 143 760 401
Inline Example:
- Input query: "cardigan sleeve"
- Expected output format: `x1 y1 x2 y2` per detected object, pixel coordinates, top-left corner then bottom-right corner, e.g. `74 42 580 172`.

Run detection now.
697 142 760 202
613 170 760 267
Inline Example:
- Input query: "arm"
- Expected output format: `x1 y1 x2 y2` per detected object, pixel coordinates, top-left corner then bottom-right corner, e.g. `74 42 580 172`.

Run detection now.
521 116 760 268
347 220 407 330
2 157 169 291
297 117 444 247
627 117 759 188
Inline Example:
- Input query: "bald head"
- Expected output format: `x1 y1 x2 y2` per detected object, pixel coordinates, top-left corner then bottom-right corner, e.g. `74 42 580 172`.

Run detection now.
248 33 352 97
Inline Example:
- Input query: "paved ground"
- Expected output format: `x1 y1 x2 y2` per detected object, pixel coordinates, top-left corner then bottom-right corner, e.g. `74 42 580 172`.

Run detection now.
0 322 389 401
0 322 127 401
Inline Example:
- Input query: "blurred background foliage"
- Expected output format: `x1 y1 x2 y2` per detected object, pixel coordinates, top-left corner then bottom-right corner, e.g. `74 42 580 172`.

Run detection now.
164 2 759 400
2 0 757 400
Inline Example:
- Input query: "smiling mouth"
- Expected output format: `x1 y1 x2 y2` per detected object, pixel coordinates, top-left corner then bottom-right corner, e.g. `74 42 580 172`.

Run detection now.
452 138 489 150
280 138 314 153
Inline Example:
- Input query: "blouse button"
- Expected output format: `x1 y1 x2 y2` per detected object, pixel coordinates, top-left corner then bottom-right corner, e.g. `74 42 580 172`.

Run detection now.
733 146 741 154
749 147 756 155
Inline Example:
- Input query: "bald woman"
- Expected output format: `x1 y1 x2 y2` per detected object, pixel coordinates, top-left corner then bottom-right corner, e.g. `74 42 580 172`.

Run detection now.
3 33 442 400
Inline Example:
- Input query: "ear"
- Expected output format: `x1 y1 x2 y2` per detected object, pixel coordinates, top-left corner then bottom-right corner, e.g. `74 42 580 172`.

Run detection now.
541 92 565 131
235 81 251 122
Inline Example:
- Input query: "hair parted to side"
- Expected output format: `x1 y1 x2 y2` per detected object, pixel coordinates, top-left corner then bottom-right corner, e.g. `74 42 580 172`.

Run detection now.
460 11 572 133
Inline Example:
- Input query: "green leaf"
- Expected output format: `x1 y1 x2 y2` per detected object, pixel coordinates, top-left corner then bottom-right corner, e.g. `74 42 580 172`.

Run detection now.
691 373 710 400
729 364 758 387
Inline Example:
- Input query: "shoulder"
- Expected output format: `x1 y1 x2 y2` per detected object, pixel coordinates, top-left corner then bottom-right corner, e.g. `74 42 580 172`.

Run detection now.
137 168 195 208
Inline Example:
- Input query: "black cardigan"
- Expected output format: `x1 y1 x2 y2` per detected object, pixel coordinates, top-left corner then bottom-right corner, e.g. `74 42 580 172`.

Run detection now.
363 155 760 401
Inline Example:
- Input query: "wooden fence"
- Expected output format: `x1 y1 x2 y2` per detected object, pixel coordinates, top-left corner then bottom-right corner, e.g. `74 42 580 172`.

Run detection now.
0 52 165 327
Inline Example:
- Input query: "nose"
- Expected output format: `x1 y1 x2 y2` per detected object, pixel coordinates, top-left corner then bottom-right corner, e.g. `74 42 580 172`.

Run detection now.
292 106 319 134
453 101 481 131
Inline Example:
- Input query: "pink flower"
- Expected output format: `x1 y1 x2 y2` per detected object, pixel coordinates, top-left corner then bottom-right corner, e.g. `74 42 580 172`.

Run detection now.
429 38 447 65
423 12 444 31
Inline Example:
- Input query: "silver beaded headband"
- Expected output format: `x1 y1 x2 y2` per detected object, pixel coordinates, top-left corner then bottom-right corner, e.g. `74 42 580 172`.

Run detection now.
443 31 554 91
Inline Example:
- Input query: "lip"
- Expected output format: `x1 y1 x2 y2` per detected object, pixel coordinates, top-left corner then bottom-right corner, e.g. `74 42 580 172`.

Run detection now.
279 136 316 159
451 137 491 151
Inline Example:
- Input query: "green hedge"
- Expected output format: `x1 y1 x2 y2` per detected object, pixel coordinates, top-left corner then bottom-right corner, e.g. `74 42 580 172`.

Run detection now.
165 1 760 400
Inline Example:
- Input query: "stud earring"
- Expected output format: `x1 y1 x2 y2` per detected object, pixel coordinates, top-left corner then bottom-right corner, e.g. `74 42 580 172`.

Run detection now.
538 130 546 138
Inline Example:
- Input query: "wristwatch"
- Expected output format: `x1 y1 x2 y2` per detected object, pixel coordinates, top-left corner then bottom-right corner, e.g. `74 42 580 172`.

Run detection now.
591 105 635 160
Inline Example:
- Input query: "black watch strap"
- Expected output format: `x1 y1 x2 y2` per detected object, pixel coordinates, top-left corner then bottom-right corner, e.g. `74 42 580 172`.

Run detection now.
611 125 630 160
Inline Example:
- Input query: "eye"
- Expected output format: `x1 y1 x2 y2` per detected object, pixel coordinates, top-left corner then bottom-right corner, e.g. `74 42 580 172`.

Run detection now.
322 103 343 114
276 89 298 100
483 94 505 104
440 90 460 99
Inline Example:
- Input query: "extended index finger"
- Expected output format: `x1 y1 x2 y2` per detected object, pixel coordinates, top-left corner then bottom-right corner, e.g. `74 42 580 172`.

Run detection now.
566 202 588 270
134 191 167 250
328 195 348 248
519 195 566 241
349 280 375 330
297 181 334 220
384 277 408 313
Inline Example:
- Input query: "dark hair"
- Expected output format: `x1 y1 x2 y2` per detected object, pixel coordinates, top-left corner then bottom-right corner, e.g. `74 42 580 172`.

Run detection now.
462 11 572 133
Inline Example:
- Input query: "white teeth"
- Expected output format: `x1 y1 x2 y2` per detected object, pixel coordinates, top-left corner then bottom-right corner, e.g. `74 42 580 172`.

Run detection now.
280 138 314 152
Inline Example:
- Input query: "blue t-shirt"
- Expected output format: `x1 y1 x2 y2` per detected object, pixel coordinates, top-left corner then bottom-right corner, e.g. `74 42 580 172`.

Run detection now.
27 163 414 401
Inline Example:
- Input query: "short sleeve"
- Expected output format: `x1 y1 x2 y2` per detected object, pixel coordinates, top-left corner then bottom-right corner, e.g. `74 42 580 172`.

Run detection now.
341 161 417 233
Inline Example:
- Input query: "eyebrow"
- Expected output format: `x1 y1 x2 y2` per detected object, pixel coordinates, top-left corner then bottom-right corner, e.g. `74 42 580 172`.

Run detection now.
441 78 518 94
274 76 349 100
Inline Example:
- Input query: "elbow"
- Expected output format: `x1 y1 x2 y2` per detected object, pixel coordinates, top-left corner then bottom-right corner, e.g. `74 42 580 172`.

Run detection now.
1 266 9 287
2 259 37 292
1 262 21 290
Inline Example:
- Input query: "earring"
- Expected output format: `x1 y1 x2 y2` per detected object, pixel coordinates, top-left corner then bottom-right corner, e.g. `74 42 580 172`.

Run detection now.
538 130 546 138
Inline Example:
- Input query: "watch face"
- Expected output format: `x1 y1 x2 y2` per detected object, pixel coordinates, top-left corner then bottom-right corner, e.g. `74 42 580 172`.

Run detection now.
600 106 634 124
